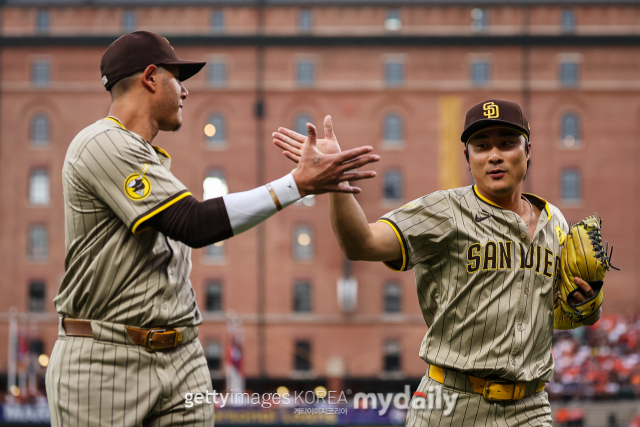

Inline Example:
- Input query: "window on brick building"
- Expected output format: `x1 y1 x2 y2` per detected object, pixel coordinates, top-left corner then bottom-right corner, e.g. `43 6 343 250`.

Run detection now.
205 341 223 371
205 241 225 262
384 60 404 87
203 165 227 262
294 341 311 371
205 114 226 148
203 170 227 261
384 283 402 313
561 10 575 33
561 169 581 203
29 169 50 205
31 114 50 146
470 60 490 86
383 170 403 202
28 282 46 312
296 61 315 87
299 10 312 32
383 340 402 372
293 281 312 313
294 113 313 135
384 9 401 31
205 281 223 312
208 61 226 87
31 60 50 87
471 8 488 31
28 225 48 262
211 10 224 32
561 113 581 148
36 11 49 34
122 10 136 32
383 113 403 145
560 61 579 87
293 225 313 260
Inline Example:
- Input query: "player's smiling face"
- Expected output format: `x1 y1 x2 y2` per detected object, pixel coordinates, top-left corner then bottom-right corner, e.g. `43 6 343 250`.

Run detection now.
465 127 530 197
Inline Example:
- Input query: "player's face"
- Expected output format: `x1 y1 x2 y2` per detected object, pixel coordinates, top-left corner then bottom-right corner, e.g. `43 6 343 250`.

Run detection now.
155 65 188 132
465 127 530 197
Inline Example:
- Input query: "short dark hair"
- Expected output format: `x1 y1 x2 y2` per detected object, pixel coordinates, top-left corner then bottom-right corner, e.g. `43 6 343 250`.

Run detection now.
109 72 141 100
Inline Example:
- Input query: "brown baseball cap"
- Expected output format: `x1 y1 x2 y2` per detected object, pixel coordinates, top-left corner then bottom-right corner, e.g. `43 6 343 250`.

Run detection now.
461 99 530 143
100 31 206 91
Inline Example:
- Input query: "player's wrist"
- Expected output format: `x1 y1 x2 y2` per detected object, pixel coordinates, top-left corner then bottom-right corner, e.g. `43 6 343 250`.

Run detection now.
270 173 302 207
291 169 310 198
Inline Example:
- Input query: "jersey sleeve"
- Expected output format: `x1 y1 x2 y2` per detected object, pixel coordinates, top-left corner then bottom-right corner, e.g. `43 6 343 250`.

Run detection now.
378 191 455 272
71 129 191 234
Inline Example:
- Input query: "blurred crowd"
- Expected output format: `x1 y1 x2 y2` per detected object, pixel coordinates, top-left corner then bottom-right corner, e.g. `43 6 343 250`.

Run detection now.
549 313 640 399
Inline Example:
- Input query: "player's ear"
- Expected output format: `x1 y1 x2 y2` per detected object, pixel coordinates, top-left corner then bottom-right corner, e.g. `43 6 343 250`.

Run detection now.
141 64 159 93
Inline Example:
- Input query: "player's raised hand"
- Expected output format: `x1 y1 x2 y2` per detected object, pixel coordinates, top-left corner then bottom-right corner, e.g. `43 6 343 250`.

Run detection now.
273 115 341 163
291 122 379 196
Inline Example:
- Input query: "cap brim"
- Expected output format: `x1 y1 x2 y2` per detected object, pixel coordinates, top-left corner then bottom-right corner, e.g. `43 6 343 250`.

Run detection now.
160 59 206 82
461 119 528 143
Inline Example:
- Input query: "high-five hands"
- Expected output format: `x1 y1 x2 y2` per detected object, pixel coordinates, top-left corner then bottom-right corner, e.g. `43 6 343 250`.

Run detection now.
273 116 379 197
274 115 342 159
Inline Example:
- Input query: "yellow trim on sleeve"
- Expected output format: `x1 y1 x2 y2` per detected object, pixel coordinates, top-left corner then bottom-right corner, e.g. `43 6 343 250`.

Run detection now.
152 145 171 159
105 117 126 130
377 219 407 272
131 192 192 234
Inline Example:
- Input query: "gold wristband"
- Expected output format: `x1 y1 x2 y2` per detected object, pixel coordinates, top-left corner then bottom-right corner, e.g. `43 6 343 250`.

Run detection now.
266 183 283 211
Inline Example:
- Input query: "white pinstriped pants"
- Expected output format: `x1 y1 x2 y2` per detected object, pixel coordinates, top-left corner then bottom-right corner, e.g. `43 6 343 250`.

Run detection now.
45 333 214 427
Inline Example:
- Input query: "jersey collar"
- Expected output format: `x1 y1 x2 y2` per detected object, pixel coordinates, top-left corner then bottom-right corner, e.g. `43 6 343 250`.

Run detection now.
103 116 171 160
473 185 551 220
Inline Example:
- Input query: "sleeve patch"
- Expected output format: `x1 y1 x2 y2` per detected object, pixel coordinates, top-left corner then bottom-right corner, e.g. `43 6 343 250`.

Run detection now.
124 164 152 200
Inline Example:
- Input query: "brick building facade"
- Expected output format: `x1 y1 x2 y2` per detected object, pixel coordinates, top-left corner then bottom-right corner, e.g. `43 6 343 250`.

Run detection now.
0 0 638 396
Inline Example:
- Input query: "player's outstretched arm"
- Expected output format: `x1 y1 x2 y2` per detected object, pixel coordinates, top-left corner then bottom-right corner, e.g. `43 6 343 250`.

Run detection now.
273 116 402 262
144 120 379 246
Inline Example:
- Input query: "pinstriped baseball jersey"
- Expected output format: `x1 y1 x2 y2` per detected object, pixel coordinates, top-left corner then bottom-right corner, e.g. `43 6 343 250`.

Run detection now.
55 117 202 328
379 185 569 382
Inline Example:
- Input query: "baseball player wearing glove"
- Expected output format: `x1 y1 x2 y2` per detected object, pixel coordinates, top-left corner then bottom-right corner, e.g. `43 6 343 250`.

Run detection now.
273 99 617 426
554 214 618 330
46 31 379 427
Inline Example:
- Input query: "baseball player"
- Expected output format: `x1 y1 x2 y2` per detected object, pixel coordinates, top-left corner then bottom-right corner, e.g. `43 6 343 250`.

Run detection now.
273 100 602 426
45 31 379 426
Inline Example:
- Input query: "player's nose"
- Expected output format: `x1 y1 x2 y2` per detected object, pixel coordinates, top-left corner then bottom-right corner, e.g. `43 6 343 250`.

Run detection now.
180 82 188 99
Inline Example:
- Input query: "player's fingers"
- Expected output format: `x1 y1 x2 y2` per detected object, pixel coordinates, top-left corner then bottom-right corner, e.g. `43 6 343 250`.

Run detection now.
574 277 595 298
335 146 374 162
306 123 317 149
336 154 380 172
324 115 336 141
324 184 363 194
283 151 301 163
273 132 304 150
277 127 307 143
274 139 302 156
570 291 586 304
336 171 377 182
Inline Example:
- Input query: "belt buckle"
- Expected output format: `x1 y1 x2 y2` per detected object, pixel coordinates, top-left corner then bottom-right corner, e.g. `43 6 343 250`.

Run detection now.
483 380 509 401
145 328 169 351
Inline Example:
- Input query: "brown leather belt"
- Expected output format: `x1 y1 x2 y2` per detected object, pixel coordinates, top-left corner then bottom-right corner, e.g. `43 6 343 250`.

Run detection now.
62 319 185 352
424 365 545 401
